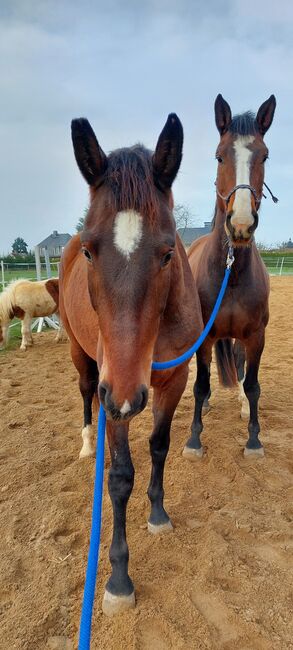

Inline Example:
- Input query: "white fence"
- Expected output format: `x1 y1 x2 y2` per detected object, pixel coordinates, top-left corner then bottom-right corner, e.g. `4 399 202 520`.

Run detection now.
1 256 293 293
261 256 293 275
1 261 60 291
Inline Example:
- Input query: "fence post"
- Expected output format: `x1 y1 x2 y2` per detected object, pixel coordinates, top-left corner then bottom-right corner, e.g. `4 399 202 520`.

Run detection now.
35 246 42 280
279 257 284 276
44 247 52 278
1 260 4 290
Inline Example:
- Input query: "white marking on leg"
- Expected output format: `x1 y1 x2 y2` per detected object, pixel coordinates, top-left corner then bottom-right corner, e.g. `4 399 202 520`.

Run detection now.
232 136 255 227
120 400 131 416
21 314 32 350
239 379 250 420
113 210 143 259
79 424 95 458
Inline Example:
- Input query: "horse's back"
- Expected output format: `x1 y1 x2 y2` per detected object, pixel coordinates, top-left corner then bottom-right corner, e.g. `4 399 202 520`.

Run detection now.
60 235 99 361
187 233 211 279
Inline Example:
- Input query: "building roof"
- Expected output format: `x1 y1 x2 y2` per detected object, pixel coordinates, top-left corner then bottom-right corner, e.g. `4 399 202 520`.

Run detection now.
37 230 71 248
177 222 212 245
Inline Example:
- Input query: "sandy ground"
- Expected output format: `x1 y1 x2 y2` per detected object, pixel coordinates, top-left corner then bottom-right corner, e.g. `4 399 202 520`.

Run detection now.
0 276 292 650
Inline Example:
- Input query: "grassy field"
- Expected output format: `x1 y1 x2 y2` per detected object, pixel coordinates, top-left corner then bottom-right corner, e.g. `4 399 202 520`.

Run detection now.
1 266 59 285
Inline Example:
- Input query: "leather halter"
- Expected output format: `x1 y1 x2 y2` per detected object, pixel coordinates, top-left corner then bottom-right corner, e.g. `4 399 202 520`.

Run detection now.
215 182 278 207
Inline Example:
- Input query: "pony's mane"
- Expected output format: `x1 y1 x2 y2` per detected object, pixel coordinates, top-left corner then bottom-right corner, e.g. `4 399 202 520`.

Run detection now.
228 111 258 136
0 279 23 321
104 145 159 221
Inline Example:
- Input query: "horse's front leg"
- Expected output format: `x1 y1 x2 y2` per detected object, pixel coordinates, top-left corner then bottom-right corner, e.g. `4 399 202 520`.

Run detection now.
0 321 9 348
148 365 188 533
103 420 135 616
20 314 33 350
243 330 265 457
183 342 212 460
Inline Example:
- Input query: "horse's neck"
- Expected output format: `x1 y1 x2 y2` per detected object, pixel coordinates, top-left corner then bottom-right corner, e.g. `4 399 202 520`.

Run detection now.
210 207 256 277
165 239 195 318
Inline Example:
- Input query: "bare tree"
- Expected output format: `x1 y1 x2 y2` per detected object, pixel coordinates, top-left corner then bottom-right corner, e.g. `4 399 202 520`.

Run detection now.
173 204 196 231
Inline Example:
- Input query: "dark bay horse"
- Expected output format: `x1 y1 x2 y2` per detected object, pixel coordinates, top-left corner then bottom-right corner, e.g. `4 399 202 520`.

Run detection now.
183 94 276 460
59 115 203 615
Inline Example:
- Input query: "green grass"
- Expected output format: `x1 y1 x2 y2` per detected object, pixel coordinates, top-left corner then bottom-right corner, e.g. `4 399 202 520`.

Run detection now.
0 320 22 353
1 266 59 286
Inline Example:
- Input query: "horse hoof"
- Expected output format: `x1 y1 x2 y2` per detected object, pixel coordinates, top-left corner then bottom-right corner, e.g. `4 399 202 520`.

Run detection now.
102 590 135 616
244 446 265 458
148 520 173 535
182 445 203 460
79 447 95 459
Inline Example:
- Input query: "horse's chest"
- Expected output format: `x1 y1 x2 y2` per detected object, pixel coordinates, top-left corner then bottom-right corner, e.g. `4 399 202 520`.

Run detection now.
204 294 264 341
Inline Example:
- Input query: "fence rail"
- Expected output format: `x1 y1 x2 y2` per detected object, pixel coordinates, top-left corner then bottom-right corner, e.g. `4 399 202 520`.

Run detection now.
1 261 59 290
261 256 293 275
1 256 293 291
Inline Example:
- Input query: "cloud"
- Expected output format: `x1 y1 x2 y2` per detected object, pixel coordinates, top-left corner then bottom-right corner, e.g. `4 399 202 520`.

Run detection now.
0 0 292 251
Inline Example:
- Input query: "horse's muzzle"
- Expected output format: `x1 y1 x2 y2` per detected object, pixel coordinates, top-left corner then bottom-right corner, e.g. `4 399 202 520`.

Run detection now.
98 382 148 422
226 211 258 244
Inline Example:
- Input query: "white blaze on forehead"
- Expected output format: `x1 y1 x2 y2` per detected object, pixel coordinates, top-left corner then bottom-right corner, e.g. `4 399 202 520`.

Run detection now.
232 136 255 225
120 400 131 416
113 210 143 259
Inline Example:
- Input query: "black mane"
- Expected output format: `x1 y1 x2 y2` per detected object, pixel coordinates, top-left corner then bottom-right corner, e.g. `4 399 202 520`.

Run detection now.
228 111 258 136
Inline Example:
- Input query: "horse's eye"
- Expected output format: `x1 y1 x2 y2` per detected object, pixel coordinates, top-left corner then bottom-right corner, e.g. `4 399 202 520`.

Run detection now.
262 155 269 163
216 156 223 163
161 251 174 268
82 247 92 262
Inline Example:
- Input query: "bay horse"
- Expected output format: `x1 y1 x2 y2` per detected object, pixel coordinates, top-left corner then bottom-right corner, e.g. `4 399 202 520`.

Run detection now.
0 278 62 350
59 114 203 615
183 94 276 460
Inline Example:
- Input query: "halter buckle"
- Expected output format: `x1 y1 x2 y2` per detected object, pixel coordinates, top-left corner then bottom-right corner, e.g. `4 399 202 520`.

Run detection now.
226 244 235 269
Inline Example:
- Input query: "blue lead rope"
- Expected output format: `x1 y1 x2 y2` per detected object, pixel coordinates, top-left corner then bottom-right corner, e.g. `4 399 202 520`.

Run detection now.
152 266 231 370
78 405 106 650
78 254 234 650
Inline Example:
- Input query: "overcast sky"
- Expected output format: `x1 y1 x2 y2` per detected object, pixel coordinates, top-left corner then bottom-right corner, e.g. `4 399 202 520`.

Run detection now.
1 0 292 253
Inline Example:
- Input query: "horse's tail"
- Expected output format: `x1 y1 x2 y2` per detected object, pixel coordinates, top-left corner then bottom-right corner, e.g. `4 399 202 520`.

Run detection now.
214 338 238 388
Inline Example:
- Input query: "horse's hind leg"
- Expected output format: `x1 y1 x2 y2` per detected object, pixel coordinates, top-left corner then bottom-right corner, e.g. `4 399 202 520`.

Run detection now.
20 314 33 350
183 343 212 460
234 339 249 420
70 340 98 458
243 331 265 457
147 365 188 533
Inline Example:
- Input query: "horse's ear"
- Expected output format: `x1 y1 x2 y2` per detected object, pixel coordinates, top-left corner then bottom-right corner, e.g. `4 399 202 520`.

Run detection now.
215 94 232 135
153 113 183 190
256 95 276 136
71 118 108 186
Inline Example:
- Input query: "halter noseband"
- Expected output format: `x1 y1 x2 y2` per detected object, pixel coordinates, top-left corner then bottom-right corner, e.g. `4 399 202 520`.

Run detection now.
215 181 278 207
